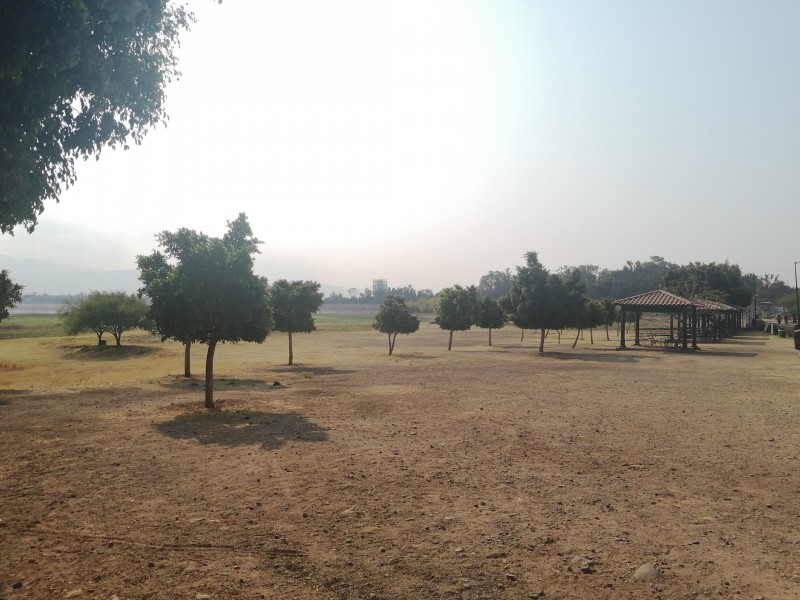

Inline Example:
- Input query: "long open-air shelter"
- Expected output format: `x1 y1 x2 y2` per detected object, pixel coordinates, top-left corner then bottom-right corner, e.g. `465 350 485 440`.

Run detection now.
693 298 744 341
615 290 698 351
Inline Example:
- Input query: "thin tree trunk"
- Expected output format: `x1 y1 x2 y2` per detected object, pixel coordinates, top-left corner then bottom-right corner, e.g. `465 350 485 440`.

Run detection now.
538 328 546 353
572 329 580 349
557 330 561 343
205 340 217 409
605 325 610 341
288 330 293 365
590 328 594 344
184 341 191 377
388 332 394 355
489 328 493 346
448 330 454 350
520 329 524 342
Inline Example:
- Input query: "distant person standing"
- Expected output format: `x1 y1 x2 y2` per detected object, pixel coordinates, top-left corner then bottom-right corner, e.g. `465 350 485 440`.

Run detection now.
777 314 783 325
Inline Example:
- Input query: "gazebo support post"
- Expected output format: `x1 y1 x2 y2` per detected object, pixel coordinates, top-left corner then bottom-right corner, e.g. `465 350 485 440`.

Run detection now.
682 308 689 351
634 311 641 346
691 307 698 349
618 309 627 349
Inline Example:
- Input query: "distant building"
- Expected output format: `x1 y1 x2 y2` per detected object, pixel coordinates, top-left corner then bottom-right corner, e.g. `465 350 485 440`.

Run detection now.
372 279 388 297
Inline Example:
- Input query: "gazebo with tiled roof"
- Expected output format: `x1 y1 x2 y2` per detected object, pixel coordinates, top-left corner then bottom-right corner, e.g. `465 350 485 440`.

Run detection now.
693 298 744 340
615 290 698 351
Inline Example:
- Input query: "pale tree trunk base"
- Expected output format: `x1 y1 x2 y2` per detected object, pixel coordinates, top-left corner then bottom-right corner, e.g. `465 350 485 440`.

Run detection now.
184 341 191 378
205 341 217 409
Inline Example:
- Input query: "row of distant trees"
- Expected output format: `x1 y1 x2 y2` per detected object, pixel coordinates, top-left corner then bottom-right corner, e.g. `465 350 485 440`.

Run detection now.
370 252 618 356
327 285 436 306
472 257 780 309
334 257 793 317
436 252 617 353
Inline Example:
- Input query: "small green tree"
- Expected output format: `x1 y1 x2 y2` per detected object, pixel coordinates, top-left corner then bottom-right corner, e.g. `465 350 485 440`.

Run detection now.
373 296 420 355
569 299 606 348
474 296 507 346
500 252 569 353
138 214 272 408
138 228 209 377
599 298 618 340
59 291 148 346
0 270 24 323
434 285 478 350
270 279 325 365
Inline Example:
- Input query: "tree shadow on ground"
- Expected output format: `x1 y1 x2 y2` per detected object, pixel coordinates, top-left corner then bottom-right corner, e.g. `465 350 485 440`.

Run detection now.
62 344 160 361
384 353 438 360
540 351 648 363
270 366 356 376
695 350 758 358
727 339 768 346
163 377 288 392
155 409 328 450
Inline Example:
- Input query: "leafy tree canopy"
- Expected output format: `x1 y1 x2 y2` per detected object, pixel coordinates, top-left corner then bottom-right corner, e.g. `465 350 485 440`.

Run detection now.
434 285 478 350
373 295 420 355
500 252 571 352
474 296 507 346
663 262 753 307
137 213 272 407
271 280 324 335
594 256 677 299
270 279 324 365
476 269 512 299
1 0 195 233
59 291 149 346
0 270 24 322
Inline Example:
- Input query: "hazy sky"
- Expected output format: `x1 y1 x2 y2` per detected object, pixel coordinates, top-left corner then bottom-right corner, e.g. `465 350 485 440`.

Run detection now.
2 0 799 293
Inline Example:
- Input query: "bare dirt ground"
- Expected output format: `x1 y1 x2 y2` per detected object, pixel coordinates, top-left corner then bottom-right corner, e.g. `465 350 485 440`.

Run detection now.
1 321 799 600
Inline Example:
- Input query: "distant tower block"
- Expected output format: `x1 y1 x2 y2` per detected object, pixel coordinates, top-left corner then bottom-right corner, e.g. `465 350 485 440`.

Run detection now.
373 279 388 296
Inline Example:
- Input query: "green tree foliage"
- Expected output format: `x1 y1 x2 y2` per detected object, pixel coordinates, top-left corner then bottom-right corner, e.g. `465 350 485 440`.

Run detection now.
476 269 512 299
1 0 194 233
59 291 149 346
137 228 209 377
137 214 272 408
567 299 606 348
474 296 507 346
434 285 478 350
599 298 619 340
0 270 24 322
326 284 435 305
742 272 792 305
663 262 753 307
557 265 599 298
594 256 677 299
373 296 420 355
500 252 570 353
270 279 325 365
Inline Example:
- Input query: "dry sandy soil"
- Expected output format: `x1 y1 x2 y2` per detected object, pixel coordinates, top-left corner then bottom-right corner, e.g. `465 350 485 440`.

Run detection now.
1 320 799 600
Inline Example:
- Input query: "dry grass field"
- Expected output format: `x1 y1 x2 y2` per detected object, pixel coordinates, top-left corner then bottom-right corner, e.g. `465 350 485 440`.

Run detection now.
1 316 799 600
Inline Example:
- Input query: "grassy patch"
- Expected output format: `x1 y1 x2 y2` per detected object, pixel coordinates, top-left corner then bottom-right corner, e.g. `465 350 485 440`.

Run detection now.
0 314 63 339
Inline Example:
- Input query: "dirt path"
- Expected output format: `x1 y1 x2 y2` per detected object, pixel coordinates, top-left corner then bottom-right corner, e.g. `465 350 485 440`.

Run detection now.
1 325 799 599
